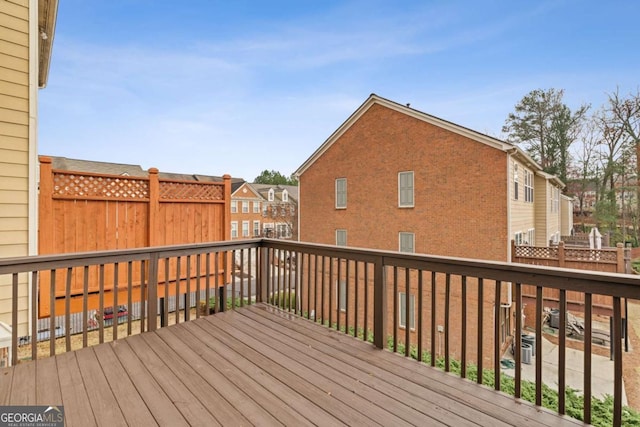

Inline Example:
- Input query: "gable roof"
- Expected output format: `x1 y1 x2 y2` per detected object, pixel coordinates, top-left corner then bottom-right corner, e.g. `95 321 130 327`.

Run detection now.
231 182 261 198
251 183 299 203
294 93 542 177
51 156 146 177
48 156 243 183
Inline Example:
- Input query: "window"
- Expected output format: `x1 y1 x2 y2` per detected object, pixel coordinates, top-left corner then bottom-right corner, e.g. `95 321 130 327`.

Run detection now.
268 188 275 201
241 201 249 213
399 292 415 330
398 171 414 207
282 190 288 202
337 280 346 312
513 163 519 201
514 231 523 246
399 232 415 253
527 229 535 246
242 221 249 237
231 201 238 213
253 221 260 237
336 229 347 246
253 201 261 213
335 178 347 209
524 170 534 202
276 224 290 239
289 205 295 215
231 221 238 238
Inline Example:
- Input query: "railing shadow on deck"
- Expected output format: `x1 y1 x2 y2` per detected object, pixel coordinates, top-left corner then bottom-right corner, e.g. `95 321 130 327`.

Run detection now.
2 238 640 426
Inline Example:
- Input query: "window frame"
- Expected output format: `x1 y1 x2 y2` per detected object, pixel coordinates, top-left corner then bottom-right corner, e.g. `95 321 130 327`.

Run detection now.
399 232 415 253
253 220 260 237
241 201 249 213
242 221 250 237
335 178 347 209
231 221 238 239
398 292 415 330
231 200 238 213
268 188 275 202
336 229 347 246
282 190 288 202
337 280 347 312
398 171 414 208
253 201 261 213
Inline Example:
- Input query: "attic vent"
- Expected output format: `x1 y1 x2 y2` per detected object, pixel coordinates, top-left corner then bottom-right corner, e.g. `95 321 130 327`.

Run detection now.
120 172 130 177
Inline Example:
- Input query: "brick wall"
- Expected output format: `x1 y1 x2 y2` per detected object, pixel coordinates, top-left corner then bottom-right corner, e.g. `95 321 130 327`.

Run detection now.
299 103 509 261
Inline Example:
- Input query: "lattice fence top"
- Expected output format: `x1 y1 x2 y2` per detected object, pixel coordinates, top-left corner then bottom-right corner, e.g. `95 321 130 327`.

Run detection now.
565 248 617 262
159 180 224 201
514 246 558 259
53 173 150 200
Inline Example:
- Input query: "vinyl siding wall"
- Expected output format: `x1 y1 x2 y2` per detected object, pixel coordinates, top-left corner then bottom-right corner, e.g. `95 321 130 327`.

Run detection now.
509 158 535 245
0 0 31 335
533 175 548 246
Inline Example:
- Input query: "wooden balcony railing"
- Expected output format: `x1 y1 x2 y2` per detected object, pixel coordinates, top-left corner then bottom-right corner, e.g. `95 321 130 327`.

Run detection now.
2 238 640 426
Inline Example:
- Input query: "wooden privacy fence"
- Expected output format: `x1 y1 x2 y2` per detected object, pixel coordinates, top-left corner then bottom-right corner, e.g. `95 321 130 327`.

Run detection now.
512 240 630 317
37 156 231 317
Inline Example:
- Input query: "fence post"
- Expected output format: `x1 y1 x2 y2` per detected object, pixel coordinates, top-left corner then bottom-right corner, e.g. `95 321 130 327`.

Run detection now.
38 156 54 255
373 256 386 349
558 241 565 267
616 243 626 274
148 168 159 248
223 174 232 284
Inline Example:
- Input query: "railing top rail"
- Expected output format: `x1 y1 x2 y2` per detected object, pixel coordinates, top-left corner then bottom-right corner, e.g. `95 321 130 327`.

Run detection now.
0 239 262 274
264 240 640 299
2 237 640 299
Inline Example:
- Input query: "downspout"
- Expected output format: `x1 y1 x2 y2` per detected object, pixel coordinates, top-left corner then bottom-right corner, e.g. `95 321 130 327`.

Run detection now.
27 0 39 336
504 149 515 309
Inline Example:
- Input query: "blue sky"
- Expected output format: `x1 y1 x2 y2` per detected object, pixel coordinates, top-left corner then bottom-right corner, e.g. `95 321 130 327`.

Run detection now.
39 1 640 180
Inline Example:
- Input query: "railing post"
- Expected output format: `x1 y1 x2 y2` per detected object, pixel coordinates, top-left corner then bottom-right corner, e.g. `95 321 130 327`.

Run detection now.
147 253 159 332
260 246 268 303
373 256 386 349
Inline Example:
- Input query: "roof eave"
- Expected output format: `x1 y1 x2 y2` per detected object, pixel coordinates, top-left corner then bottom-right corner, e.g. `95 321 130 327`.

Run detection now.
38 0 59 88
294 93 514 177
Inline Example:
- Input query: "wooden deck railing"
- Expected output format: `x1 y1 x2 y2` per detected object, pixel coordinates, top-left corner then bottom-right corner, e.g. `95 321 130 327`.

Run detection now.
2 238 640 426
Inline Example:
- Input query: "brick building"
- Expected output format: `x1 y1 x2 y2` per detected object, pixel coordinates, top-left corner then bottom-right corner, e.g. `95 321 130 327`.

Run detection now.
294 94 569 365
231 183 298 241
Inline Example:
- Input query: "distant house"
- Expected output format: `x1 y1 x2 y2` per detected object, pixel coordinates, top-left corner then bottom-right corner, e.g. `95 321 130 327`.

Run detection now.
0 0 58 335
230 182 264 239
230 183 298 241
294 93 569 364
295 94 567 260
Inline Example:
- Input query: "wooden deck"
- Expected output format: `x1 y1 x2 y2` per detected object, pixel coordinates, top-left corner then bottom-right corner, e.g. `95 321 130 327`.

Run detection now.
0 304 585 426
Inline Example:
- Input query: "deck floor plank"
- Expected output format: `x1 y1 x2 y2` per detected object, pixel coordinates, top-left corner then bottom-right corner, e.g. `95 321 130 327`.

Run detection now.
203 312 416 427
108 339 189 427
167 322 316 427
74 346 128 426
192 315 377 426
55 351 97 427
4 304 587 426
181 320 344 427
140 331 259 425
91 343 158 427
0 366 14 405
126 332 227 426
230 307 494 427
8 358 36 405
247 305 584 427
217 309 474 427
35 355 63 406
